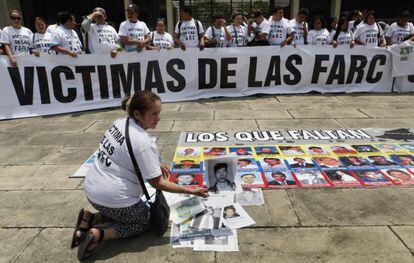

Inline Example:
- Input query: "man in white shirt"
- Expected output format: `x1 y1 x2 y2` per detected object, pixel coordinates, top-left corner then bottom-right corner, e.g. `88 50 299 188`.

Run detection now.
118 4 151 52
289 8 309 45
204 14 231 48
227 12 249 47
247 9 270 46
174 5 205 50
50 11 83 57
147 18 175 50
385 11 414 45
81 7 121 57
268 6 293 47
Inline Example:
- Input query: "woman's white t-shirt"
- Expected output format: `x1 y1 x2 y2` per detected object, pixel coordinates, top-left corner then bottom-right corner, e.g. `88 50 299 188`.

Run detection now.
51 25 83 54
268 17 293 45
150 31 174 49
330 31 354 45
289 19 308 45
307 28 330 45
85 117 162 208
385 22 414 44
0 26 33 55
226 24 248 47
88 23 119 53
204 26 227 47
354 23 384 47
33 32 57 54
118 20 150 52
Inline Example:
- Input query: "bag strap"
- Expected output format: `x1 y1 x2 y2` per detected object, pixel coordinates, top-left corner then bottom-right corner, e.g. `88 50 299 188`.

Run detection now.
125 117 151 200
233 25 238 46
151 31 154 47
195 19 200 40
178 21 183 37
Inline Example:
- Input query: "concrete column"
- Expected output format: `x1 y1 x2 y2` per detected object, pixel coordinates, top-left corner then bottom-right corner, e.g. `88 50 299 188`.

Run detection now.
331 0 341 18
290 0 299 20
166 0 174 33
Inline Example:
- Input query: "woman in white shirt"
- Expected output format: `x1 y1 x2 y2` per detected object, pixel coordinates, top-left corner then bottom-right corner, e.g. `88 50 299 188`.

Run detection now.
51 11 83 57
147 18 175 50
331 16 355 48
307 15 330 45
354 10 386 47
32 17 56 56
1 10 33 67
227 12 249 47
73 91 208 260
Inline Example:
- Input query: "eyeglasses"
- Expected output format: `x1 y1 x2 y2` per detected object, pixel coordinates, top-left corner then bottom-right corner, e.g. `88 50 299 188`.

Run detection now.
10 16 22 21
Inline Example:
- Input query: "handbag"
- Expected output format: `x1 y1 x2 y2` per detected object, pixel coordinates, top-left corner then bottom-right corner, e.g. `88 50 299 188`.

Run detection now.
125 117 170 236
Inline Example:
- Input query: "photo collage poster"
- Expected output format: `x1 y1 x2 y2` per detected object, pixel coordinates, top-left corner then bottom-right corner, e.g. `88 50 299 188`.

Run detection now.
169 143 414 189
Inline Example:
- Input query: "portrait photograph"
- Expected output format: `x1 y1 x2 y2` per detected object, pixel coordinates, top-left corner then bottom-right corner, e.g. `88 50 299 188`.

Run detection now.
254 146 279 156
286 157 316 169
381 168 414 185
190 206 223 230
237 158 259 171
305 145 331 155
313 156 345 169
292 170 332 187
374 144 407 153
350 144 380 153
205 157 237 193
169 173 203 187
229 146 253 156
222 203 255 229
323 170 362 187
338 156 371 168
264 171 298 188
353 169 393 186
172 159 202 172
235 188 265 206
366 155 398 167
203 147 227 158
258 157 288 171
278 145 305 155
176 147 202 158
390 154 414 167
400 144 414 152
235 171 265 188
330 145 358 155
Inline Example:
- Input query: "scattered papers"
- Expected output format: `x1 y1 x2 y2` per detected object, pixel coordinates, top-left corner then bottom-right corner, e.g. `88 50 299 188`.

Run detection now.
222 203 255 229
70 151 97 178
170 197 206 224
193 229 239 252
235 188 264 206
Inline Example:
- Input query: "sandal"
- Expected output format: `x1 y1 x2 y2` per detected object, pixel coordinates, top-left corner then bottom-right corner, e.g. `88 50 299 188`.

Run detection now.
70 209 94 249
77 228 105 261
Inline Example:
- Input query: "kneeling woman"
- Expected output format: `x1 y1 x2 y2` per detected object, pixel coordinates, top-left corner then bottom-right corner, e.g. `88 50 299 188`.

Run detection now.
72 91 208 260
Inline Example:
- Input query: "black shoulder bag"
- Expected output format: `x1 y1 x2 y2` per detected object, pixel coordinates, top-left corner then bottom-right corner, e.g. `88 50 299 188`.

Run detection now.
125 117 170 236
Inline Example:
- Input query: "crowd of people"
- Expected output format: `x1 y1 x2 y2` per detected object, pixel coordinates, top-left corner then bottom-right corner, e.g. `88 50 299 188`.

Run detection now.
1 4 414 67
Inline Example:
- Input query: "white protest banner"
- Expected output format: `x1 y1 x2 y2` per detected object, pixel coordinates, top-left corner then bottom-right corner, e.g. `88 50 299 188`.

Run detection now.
389 41 414 77
0 46 394 120
394 75 414 92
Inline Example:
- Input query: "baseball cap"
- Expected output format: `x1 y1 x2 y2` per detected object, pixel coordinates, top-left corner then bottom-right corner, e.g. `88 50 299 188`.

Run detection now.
126 4 138 12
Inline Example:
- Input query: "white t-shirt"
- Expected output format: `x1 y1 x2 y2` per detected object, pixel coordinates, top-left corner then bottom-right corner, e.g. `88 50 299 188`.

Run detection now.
268 16 293 45
85 117 162 208
51 25 83 54
87 23 119 54
33 32 57 54
227 24 248 47
289 19 308 45
204 26 227 47
252 18 270 35
354 23 384 47
46 24 59 34
330 30 354 45
1 26 33 55
307 28 330 45
385 22 414 44
174 18 204 48
150 31 174 49
118 20 150 52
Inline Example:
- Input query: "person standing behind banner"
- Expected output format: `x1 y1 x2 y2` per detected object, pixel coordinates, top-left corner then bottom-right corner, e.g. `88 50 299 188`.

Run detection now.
289 8 309 45
204 14 231 48
118 4 151 53
385 11 414 45
247 9 270 46
227 12 249 47
81 7 121 58
50 11 83 57
327 16 337 34
268 6 293 47
32 17 57 56
354 10 386 47
348 10 363 33
146 18 174 50
174 5 205 51
331 16 355 48
1 10 33 67
307 15 330 45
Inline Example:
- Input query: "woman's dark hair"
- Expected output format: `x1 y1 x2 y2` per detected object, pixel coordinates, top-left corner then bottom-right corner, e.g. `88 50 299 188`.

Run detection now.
231 12 242 21
333 16 349 41
272 6 283 14
327 16 337 31
181 5 193 16
214 14 224 20
311 15 326 29
364 10 375 23
57 11 74 25
121 91 161 116
298 8 309 16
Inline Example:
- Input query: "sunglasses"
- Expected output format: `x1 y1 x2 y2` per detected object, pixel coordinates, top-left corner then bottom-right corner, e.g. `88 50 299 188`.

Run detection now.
10 16 22 21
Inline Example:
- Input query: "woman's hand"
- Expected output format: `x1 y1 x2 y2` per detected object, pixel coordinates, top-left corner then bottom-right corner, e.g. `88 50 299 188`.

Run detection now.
161 163 171 179
189 187 209 198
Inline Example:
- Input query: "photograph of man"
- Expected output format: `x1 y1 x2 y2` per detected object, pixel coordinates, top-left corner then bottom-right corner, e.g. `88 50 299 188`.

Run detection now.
278 146 305 155
324 170 359 183
191 207 221 229
237 158 259 170
173 159 201 171
330 145 358 155
204 147 227 157
400 144 414 152
306 146 330 155
235 188 264 206
259 157 287 170
383 169 414 184
177 147 201 157
294 170 329 186
314 157 344 169
207 162 236 192
339 156 371 167
351 144 380 153
229 147 253 156
391 154 414 167
254 146 279 155
288 157 316 169
223 205 240 219
355 170 390 183
367 155 398 167
172 173 200 186
375 144 405 153
266 171 296 186
237 172 264 188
